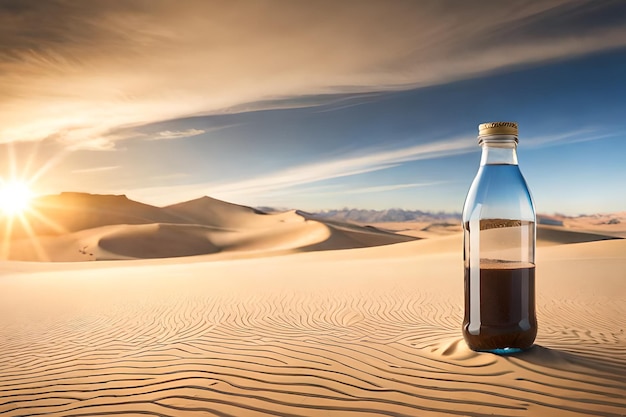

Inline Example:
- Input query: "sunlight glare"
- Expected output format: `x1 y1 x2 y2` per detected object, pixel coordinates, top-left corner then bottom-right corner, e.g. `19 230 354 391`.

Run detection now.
0 180 33 216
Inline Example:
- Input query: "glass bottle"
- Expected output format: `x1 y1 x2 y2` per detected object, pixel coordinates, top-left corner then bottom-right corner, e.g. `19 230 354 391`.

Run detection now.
462 122 537 354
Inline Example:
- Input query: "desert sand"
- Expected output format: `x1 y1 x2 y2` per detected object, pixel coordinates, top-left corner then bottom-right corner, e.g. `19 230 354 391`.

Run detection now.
0 195 625 416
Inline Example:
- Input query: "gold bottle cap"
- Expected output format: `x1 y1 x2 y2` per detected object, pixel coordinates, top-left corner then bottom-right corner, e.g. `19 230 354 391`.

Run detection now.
478 121 518 137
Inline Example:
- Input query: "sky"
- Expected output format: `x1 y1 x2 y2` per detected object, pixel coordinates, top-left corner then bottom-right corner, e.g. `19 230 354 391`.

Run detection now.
1 0 626 215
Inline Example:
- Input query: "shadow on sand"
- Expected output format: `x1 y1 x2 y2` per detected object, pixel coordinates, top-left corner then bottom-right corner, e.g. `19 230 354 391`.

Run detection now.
505 344 626 382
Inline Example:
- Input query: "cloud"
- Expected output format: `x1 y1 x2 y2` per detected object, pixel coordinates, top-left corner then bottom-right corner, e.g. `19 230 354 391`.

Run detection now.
71 165 120 174
1 1 626 150
206 136 472 198
123 135 473 205
342 182 442 194
524 128 617 148
147 129 206 141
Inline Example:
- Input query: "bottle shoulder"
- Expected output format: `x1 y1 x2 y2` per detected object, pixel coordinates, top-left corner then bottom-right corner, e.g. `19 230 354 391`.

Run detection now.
463 164 535 222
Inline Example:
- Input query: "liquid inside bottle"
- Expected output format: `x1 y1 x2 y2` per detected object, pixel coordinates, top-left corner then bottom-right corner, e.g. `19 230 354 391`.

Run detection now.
462 122 537 354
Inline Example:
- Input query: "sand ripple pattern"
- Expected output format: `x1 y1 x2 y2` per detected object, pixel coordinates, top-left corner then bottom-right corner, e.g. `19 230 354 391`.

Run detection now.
1 274 625 416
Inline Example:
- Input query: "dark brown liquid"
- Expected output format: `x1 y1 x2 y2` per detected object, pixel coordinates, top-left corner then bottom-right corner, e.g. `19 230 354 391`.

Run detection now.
463 266 536 351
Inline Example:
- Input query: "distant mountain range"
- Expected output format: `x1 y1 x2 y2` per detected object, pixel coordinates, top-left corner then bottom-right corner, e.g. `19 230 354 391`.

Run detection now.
302 208 461 224
301 209 624 227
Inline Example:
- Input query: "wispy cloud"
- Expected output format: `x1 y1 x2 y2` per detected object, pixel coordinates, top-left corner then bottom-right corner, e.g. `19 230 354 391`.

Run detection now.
524 128 617 148
123 136 473 205
147 129 206 141
342 182 442 194
1 1 625 149
207 136 472 198
71 165 120 174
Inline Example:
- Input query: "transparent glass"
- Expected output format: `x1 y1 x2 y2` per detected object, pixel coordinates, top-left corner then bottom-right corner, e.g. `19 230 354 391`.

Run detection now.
462 135 537 353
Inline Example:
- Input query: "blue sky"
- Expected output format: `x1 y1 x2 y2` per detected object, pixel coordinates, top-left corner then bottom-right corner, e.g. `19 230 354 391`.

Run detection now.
1 1 626 215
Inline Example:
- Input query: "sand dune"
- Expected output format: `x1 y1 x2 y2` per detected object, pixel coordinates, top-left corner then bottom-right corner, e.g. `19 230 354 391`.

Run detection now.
537 225 623 246
164 196 276 229
2 194 414 261
0 237 624 416
22 192 186 235
539 212 626 238
5 217 408 262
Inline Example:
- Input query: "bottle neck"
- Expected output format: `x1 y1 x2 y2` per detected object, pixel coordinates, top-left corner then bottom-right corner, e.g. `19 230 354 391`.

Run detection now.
479 135 518 165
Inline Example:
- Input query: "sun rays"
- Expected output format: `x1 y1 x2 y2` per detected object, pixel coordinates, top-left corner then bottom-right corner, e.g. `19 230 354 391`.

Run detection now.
1 145 68 262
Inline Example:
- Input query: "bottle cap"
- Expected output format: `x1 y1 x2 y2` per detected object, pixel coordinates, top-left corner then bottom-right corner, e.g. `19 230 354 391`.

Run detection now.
478 121 518 137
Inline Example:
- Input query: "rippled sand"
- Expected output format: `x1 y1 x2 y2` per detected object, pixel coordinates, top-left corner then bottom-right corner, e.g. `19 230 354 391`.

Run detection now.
1 234 624 416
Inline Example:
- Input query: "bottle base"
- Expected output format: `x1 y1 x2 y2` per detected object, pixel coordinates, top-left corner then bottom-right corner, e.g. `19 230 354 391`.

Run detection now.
474 346 531 355
462 325 537 354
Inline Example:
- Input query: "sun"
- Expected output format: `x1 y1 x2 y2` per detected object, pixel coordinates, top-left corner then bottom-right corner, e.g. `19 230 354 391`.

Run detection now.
0 180 33 216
